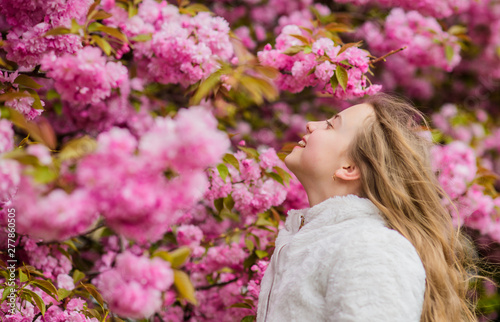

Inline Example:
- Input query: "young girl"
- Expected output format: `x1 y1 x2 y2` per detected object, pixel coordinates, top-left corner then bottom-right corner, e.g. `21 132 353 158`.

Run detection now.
257 93 476 321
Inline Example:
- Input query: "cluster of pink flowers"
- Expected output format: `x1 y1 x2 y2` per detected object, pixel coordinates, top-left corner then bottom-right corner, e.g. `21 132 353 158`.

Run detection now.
431 141 477 199
176 224 205 257
247 260 269 300
360 9 461 72
21 237 72 279
358 8 461 99
77 107 229 243
258 25 381 98
1 0 91 68
205 147 288 223
94 251 174 319
5 22 83 69
104 0 234 87
41 47 129 106
0 71 43 120
13 176 100 241
334 0 470 18
2 296 98 321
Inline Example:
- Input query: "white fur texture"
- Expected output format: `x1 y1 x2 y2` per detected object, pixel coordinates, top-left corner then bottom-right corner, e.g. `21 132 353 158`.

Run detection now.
257 194 426 322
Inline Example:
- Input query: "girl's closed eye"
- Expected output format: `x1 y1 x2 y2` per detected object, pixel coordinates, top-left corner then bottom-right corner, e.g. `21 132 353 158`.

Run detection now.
326 120 334 129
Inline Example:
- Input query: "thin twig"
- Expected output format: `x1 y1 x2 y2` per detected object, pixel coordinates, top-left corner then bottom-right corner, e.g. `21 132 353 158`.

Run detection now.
0 67 48 78
370 46 407 64
196 277 239 291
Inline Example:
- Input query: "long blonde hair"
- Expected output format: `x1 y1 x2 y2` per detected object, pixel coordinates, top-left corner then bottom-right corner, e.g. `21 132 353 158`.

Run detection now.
347 93 477 321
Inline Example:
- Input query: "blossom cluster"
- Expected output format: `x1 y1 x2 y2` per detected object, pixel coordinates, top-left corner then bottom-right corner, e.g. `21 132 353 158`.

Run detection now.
206 147 288 223
258 25 381 99
359 8 461 98
0 71 43 120
94 251 174 319
103 0 234 87
1 0 90 68
41 47 129 106
77 107 230 243
334 0 470 18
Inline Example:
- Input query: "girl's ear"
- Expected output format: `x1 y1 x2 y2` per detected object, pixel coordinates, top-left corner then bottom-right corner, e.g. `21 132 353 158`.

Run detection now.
334 164 361 181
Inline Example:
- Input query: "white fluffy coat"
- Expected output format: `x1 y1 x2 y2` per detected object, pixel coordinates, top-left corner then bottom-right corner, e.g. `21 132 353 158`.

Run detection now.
257 195 426 322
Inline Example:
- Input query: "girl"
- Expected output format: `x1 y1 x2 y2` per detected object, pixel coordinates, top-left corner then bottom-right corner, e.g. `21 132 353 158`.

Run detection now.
257 93 476 321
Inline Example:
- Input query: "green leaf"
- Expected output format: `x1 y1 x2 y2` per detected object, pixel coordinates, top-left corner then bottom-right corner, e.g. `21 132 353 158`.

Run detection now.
274 166 292 185
214 198 224 213
30 166 58 184
0 91 31 101
58 136 97 161
130 33 153 42
46 89 60 100
25 89 44 110
89 10 113 20
72 270 85 284
19 269 28 283
30 279 59 301
169 247 191 269
80 283 104 308
223 153 240 171
238 146 259 159
244 239 254 252
43 26 71 36
184 3 210 13
217 163 229 182
86 0 100 19
22 289 46 316
288 34 310 45
254 66 280 79
91 35 112 56
95 25 128 43
152 250 172 263
223 194 235 211
14 75 43 90
283 45 305 56
70 19 81 33
445 45 454 63
173 269 198 305
337 41 363 56
335 65 348 92
241 315 256 322
255 250 268 259
190 70 222 105
303 46 312 54
330 73 339 92
268 172 283 185
230 302 253 309
57 288 72 301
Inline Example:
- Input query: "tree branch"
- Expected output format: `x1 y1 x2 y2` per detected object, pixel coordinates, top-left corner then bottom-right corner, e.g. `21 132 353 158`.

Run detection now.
196 277 239 290
0 67 48 78
370 46 407 64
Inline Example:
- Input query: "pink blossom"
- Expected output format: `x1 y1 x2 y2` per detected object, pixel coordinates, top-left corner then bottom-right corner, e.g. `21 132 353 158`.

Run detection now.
5 23 83 68
0 160 21 203
431 141 477 199
14 176 99 241
41 46 128 105
139 107 230 173
57 274 75 291
0 119 14 154
94 251 173 319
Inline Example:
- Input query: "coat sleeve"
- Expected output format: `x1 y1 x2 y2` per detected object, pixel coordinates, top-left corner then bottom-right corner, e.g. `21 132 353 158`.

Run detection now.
325 228 426 322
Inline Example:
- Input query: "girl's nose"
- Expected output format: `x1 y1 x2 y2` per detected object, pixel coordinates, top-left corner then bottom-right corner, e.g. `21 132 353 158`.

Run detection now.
306 121 319 133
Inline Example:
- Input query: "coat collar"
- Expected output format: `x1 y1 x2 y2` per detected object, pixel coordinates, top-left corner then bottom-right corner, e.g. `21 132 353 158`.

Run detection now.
286 194 386 233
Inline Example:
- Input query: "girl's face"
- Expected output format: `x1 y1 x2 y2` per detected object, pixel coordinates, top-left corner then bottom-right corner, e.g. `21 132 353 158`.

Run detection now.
285 103 374 183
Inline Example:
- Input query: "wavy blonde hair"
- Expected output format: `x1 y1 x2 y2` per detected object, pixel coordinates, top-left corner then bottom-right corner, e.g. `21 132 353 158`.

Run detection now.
347 93 477 321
